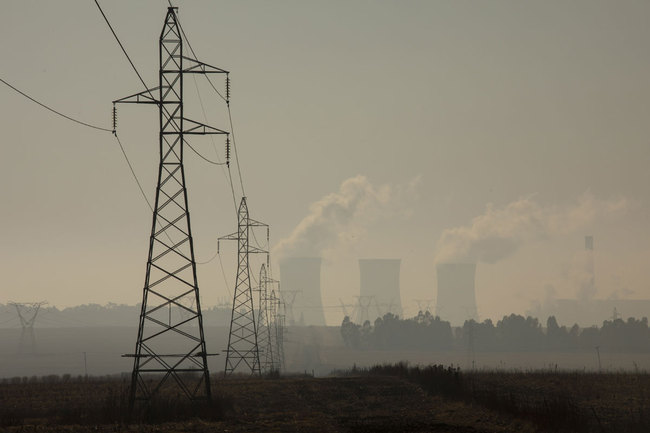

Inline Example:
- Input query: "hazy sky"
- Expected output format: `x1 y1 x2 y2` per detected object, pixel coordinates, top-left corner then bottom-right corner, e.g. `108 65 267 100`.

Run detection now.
1 0 649 324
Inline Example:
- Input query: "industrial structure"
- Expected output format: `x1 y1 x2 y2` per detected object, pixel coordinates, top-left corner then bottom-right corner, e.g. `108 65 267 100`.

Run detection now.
534 236 650 326
256 263 276 373
113 6 230 406
219 197 268 375
260 268 283 372
352 295 378 325
9 301 47 353
279 257 326 326
359 259 402 321
435 263 478 326
581 235 596 300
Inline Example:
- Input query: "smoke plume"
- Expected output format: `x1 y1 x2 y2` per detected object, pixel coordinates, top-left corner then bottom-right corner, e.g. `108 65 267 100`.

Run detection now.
435 193 627 264
274 175 419 259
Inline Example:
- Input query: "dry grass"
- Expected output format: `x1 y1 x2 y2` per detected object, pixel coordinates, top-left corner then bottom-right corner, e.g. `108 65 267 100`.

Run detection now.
0 372 536 432
342 362 650 433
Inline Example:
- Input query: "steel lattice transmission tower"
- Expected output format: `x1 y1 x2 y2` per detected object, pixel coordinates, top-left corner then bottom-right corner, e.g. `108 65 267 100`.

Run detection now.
114 6 229 405
8 301 47 353
268 283 284 371
257 263 279 373
280 290 299 326
275 295 286 370
219 197 268 375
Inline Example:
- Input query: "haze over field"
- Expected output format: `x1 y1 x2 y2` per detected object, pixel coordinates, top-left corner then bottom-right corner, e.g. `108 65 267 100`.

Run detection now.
1 1 649 324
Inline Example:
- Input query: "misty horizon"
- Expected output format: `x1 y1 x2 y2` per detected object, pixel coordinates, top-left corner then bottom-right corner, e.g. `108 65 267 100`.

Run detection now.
1 0 649 326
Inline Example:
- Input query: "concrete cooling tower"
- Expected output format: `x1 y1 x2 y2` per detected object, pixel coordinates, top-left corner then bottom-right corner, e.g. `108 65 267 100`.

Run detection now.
279 257 326 326
359 259 402 322
435 263 478 326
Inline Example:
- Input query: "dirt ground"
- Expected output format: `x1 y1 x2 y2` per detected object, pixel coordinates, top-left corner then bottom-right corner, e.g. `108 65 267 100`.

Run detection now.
1 375 539 433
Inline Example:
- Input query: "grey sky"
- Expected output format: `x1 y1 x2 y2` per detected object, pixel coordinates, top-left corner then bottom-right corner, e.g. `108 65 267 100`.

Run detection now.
1 0 649 323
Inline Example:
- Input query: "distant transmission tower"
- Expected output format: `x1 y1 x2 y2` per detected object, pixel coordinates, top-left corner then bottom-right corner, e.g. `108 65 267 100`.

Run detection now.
219 197 268 375
274 294 286 371
280 290 299 325
9 301 47 353
414 299 433 314
353 295 376 325
114 6 229 406
256 263 274 373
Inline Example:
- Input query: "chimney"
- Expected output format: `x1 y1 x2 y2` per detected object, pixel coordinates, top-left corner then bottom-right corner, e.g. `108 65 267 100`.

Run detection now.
279 257 325 326
435 263 478 326
358 259 402 321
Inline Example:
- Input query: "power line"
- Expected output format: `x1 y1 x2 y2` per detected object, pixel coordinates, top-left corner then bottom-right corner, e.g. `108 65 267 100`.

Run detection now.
227 104 246 198
185 139 226 165
217 253 233 300
114 133 153 212
94 0 155 101
168 4 242 208
0 77 112 133
0 77 154 216
170 1 228 103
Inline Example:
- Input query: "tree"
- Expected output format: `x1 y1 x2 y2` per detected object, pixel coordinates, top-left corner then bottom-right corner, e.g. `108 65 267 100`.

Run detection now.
340 316 360 349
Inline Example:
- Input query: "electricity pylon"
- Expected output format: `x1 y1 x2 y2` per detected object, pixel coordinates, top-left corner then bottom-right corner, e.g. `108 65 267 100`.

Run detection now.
353 295 377 325
415 299 433 314
9 301 46 353
280 290 299 325
256 263 273 373
218 197 268 375
114 6 229 406
269 285 284 371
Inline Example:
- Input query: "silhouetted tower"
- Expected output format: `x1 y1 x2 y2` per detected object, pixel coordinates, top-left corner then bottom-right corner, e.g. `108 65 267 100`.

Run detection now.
414 299 433 314
339 299 353 320
359 259 402 320
256 263 274 373
266 287 281 371
219 197 268 375
280 290 299 325
9 301 46 353
274 295 286 370
353 295 377 325
114 6 229 406
583 235 596 299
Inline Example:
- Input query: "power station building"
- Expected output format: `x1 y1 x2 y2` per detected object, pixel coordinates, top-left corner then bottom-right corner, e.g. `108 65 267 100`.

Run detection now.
435 263 478 326
279 257 326 326
358 259 402 322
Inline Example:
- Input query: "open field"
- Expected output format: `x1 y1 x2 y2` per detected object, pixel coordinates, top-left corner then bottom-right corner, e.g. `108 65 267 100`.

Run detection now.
1 367 649 432
3 326 650 378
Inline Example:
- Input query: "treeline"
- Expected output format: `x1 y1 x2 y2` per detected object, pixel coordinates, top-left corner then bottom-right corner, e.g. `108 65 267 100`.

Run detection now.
340 311 650 352
0 303 232 328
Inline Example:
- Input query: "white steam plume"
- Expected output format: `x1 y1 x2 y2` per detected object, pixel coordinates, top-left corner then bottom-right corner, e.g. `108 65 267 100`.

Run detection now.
274 175 419 259
435 193 627 264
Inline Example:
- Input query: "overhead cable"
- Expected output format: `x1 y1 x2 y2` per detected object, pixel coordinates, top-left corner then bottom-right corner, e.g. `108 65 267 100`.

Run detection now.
227 105 246 198
170 1 228 103
185 139 226 166
0 77 112 133
94 0 155 101
114 133 153 212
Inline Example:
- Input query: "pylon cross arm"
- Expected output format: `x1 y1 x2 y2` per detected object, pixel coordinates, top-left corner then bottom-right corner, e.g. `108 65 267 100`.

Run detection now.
113 87 160 105
182 56 229 74
184 118 229 135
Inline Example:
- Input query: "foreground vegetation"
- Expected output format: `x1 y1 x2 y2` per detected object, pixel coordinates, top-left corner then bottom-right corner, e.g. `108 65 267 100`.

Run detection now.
1 367 649 432
0 374 228 426
339 362 650 432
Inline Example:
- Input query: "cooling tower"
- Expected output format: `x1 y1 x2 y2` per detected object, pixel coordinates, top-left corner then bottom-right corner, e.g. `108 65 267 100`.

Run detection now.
359 259 402 321
435 263 478 326
279 257 326 326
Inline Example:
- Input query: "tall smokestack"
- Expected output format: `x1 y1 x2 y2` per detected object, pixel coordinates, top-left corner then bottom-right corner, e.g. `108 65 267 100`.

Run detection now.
579 235 596 300
359 259 402 322
435 263 478 326
279 257 325 326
